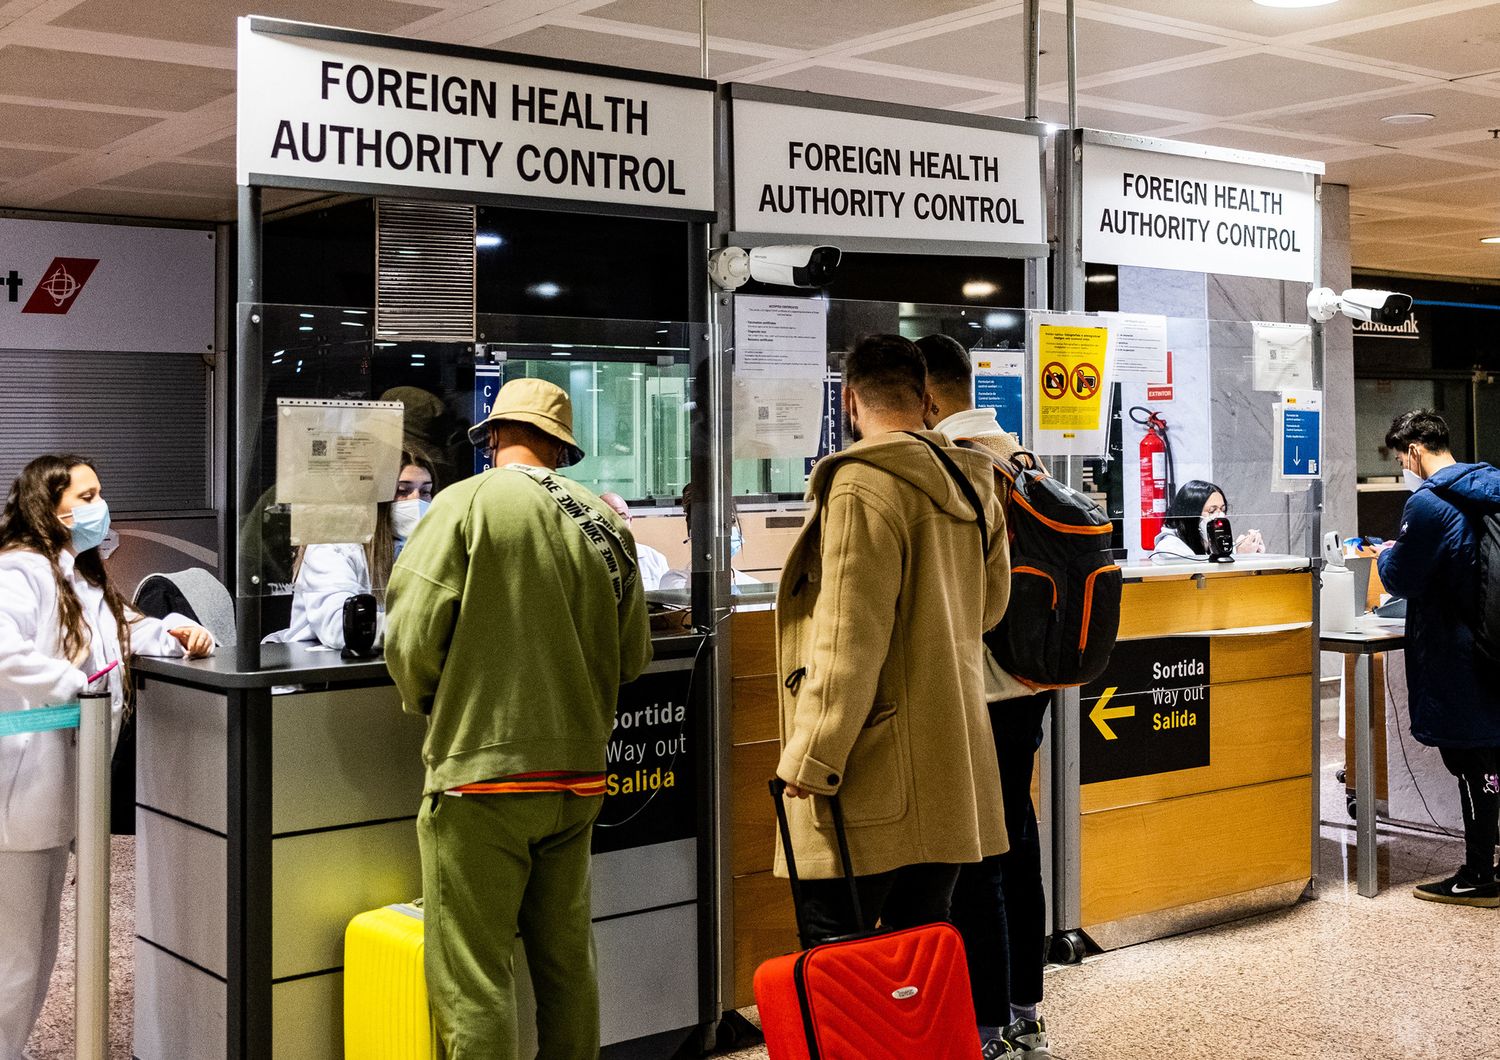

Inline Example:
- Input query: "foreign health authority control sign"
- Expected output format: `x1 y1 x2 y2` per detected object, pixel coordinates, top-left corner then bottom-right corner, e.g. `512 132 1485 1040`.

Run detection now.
1082 137 1320 283
237 18 715 217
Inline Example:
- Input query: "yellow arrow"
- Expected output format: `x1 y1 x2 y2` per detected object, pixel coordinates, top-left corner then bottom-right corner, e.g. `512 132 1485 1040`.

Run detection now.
1089 687 1135 741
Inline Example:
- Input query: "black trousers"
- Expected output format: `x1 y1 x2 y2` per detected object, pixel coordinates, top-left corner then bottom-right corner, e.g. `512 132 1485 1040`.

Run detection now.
799 862 961 945
1438 746 1500 878
950 692 1050 1026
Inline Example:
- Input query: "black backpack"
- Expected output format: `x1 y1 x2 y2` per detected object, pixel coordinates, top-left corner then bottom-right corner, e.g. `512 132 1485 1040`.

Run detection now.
961 444 1122 688
1439 492 1500 673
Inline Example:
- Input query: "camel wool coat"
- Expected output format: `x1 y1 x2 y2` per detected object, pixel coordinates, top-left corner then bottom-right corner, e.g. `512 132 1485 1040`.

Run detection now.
773 430 1011 880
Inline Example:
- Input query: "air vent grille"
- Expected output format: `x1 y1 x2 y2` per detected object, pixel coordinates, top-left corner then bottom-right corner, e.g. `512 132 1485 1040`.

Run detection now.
375 199 476 342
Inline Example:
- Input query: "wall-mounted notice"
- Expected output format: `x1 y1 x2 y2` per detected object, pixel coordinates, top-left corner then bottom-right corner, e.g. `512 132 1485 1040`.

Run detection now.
1103 312 1168 383
1252 321 1313 392
733 295 827 458
1082 137 1319 282
731 93 1046 250
973 350 1025 439
238 19 715 216
275 398 405 506
1080 637 1211 784
0 218 214 353
1276 388 1322 481
1032 313 1114 456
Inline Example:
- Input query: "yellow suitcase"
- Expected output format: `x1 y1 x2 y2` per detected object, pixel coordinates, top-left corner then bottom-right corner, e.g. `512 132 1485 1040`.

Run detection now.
344 902 441 1060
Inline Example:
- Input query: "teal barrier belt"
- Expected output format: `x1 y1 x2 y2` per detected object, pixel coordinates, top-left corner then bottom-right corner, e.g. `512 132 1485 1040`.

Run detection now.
0 704 81 736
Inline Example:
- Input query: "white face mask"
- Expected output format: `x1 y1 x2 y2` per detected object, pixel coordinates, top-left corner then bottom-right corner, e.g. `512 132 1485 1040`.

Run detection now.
392 498 429 540
1403 468 1424 492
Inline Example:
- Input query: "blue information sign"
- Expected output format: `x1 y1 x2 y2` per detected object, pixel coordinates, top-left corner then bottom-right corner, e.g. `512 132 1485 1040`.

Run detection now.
975 373 1024 440
474 364 502 476
1282 406 1320 477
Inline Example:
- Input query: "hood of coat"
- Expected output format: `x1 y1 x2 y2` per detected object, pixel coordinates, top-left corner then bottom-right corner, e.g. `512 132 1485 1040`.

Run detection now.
808 430 997 523
1428 461 1500 509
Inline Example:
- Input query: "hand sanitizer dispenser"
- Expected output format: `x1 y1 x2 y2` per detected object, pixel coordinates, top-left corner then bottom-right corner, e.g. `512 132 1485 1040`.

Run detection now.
1320 531 1358 633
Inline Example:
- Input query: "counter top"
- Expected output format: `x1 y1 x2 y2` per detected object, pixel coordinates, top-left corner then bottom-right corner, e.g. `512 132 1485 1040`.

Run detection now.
136 631 706 691
1120 553 1313 581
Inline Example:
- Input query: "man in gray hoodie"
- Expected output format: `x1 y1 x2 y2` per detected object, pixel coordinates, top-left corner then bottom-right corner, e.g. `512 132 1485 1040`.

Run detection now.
921 333 1053 1060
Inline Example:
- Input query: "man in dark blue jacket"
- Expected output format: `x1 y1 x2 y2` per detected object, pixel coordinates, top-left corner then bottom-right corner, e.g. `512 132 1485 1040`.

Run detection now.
1378 410 1500 906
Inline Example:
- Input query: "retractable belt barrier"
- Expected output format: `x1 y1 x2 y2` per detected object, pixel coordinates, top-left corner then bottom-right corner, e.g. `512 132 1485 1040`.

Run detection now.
2 693 112 1060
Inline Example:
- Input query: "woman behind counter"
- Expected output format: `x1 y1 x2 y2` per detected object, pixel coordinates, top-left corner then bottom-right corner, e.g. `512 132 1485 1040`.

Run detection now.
0 454 213 1056
267 452 436 650
1155 479 1266 558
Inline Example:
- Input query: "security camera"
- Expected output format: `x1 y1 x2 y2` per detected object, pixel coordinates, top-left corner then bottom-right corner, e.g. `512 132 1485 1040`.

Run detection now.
707 245 841 290
1307 287 1413 326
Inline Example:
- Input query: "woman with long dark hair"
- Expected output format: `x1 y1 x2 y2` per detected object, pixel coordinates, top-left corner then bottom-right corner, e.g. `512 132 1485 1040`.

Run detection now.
0 454 213 1055
267 451 436 650
1156 480 1266 557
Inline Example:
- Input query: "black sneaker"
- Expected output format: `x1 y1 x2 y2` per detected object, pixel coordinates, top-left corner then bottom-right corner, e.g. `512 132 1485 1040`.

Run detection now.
1002 1017 1052 1058
1413 866 1500 907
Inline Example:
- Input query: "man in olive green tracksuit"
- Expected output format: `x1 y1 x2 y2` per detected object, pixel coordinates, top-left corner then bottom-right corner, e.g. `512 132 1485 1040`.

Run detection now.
385 378 652 1060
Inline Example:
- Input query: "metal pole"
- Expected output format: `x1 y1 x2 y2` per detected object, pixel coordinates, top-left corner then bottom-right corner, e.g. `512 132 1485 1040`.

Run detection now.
75 691 112 1060
699 0 708 80
1065 0 1078 131
235 184 263 669
1024 0 1041 122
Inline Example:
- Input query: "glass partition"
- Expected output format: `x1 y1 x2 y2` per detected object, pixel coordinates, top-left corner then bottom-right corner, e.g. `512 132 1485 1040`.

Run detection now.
237 303 696 611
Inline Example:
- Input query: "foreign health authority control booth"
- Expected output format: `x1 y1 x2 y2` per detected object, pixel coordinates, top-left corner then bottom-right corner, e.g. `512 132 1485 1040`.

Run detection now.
130 17 721 1060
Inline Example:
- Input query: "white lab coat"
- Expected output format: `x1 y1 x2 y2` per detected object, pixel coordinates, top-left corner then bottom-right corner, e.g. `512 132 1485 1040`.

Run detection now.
1152 527 1200 559
0 548 193 851
636 543 671 591
0 547 197 1057
263 543 377 651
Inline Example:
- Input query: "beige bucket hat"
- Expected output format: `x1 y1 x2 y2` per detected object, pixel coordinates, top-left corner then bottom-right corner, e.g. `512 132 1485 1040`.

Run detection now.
467 377 584 467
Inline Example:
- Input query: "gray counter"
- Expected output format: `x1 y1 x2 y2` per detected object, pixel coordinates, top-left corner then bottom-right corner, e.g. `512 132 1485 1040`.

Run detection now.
132 635 709 1060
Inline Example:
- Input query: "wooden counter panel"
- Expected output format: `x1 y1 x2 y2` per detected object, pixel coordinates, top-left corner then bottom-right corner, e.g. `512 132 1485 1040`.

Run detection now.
1080 776 1311 927
731 740 781 877
1209 627 1314 683
1081 674 1313 813
732 675 780 746
731 609 777 677
733 871 799 1009
1117 572 1311 639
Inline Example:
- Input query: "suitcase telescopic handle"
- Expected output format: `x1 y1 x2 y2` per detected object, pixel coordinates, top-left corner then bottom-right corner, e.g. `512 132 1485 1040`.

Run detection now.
769 778 866 949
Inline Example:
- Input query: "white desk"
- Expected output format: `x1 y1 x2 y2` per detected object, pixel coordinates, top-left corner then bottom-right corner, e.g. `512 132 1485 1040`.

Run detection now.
1319 616 1408 897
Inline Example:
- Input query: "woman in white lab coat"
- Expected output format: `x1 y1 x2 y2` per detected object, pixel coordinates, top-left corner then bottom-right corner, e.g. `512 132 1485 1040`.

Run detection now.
0 454 214 1057
268 453 436 650
1154 479 1266 558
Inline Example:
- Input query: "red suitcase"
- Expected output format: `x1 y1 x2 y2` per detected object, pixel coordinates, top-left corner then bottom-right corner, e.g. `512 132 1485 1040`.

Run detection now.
753 780 982 1060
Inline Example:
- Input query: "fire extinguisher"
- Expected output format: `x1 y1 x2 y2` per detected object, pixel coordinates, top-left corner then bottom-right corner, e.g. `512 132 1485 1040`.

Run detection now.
1130 406 1175 552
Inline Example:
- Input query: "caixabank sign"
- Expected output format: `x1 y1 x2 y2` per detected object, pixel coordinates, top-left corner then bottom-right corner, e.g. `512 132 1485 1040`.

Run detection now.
0 218 215 353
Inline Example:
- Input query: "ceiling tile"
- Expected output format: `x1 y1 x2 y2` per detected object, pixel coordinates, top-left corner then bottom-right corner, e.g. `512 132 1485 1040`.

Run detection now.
1086 53 1408 116
53 0 441 48
0 46 233 112
108 160 235 197
1271 86 1500 143
1437 134 1500 162
1316 6 1500 79
1088 0 1424 39
861 10 1222 84
756 66 989 109
1369 174 1500 209
0 101 158 148
499 25 763 78
1157 125 1340 160
0 144 71 178
980 99 1171 135
589 0 979 51
183 135 236 165
1367 249 1500 279
1324 151 1495 188
40 186 232 222
1351 215 1500 241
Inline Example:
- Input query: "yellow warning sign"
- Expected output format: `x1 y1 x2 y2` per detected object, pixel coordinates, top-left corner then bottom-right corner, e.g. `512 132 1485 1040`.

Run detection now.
1036 324 1109 433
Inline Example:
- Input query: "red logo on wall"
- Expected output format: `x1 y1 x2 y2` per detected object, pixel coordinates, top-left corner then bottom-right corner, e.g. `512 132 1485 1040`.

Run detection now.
21 257 100 314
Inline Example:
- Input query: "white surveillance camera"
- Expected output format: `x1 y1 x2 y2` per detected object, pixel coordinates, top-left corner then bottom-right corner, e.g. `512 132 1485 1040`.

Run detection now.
1307 287 1413 326
708 244 842 290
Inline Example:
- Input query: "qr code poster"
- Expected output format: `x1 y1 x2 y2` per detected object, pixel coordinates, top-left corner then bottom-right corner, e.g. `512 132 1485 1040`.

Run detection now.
275 398 404 507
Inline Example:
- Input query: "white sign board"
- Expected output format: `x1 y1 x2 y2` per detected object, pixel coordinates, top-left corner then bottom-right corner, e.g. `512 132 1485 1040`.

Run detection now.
1082 141 1317 282
237 19 715 215
731 97 1046 249
0 218 214 353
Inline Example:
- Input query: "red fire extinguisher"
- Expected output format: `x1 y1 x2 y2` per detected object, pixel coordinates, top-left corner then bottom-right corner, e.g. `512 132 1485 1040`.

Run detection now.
1130 407 1174 551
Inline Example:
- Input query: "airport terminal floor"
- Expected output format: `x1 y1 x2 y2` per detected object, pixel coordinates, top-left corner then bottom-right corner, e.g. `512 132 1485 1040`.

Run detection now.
25 715 1499 1060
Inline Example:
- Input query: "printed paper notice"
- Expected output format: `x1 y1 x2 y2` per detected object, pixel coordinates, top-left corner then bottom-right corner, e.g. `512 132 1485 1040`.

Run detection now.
733 378 823 459
973 350 1025 439
275 399 404 506
1033 314 1113 455
1103 313 1168 382
1252 321 1313 392
289 503 378 546
733 295 828 378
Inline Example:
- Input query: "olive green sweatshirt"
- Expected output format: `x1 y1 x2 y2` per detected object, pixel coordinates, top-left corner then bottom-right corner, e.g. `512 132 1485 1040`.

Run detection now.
385 465 653 795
